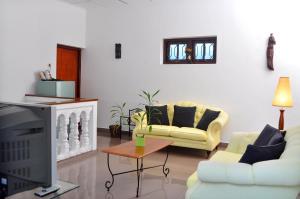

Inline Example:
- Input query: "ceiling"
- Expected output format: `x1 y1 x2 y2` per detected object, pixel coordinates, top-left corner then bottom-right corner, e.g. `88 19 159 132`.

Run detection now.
61 0 132 6
61 0 157 7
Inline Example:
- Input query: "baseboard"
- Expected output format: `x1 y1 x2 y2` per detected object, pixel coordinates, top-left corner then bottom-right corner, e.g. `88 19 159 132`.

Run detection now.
97 128 109 136
218 142 228 148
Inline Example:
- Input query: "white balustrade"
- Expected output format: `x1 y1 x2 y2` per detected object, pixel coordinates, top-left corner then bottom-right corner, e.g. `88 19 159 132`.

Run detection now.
80 111 91 148
54 102 97 161
23 95 98 161
69 113 80 151
57 114 70 155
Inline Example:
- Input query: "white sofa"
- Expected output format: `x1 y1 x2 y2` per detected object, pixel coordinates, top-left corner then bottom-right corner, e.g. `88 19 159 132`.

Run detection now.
185 125 300 199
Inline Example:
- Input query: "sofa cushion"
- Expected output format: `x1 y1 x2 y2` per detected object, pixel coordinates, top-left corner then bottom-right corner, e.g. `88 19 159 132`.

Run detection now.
210 151 243 163
196 109 220 131
197 161 254 185
170 127 207 141
280 126 300 160
280 145 300 160
253 159 300 186
148 125 173 136
254 124 283 146
225 132 260 154
172 105 196 127
172 101 206 127
145 105 169 125
239 141 286 165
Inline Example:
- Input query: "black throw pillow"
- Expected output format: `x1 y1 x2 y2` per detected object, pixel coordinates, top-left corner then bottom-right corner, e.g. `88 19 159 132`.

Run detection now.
196 109 220 131
239 141 286 165
267 130 285 145
145 105 169 125
172 105 196 128
254 124 284 146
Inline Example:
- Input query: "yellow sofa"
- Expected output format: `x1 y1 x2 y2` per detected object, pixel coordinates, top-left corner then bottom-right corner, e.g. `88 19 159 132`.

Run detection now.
131 101 229 152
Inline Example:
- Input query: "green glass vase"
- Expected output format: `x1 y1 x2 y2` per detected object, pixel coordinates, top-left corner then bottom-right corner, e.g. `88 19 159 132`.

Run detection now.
135 134 145 147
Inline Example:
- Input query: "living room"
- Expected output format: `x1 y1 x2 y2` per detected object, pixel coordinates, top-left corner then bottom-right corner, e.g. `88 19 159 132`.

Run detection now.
0 0 299 199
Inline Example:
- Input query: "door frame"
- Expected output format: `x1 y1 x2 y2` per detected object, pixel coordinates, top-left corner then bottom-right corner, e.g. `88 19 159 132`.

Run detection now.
57 44 81 98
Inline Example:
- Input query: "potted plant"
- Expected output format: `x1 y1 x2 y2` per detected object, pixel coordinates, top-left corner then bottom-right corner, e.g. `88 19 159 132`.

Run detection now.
134 90 161 146
109 102 126 138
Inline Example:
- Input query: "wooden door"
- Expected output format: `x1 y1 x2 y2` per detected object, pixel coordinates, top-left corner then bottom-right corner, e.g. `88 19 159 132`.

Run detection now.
56 44 81 98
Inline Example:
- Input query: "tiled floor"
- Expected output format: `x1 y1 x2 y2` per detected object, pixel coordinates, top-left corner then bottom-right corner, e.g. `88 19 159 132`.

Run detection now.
9 133 211 199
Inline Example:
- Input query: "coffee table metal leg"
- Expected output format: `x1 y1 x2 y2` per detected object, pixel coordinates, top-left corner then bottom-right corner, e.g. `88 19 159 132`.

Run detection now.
140 158 144 172
162 150 170 177
105 154 114 191
136 158 140 197
104 150 170 197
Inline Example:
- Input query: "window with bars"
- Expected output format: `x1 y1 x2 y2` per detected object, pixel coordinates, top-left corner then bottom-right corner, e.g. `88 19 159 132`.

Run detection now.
163 36 217 64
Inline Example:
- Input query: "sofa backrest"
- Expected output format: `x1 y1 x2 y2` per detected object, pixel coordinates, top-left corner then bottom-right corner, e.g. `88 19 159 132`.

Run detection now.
280 125 300 160
166 101 226 127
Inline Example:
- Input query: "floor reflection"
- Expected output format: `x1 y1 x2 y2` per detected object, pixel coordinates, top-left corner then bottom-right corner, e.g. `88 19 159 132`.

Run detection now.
8 133 204 199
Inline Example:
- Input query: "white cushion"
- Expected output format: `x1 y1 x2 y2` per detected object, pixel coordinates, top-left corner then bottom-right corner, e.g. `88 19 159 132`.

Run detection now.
197 161 254 185
210 151 242 163
253 159 300 186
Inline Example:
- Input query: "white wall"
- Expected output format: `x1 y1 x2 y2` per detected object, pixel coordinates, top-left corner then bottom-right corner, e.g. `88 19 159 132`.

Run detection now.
0 0 86 102
81 0 300 142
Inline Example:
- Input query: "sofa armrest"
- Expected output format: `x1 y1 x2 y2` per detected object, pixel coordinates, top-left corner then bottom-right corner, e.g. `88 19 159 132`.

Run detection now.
198 161 254 185
198 160 300 186
210 111 229 128
253 159 300 186
131 111 147 129
226 131 260 154
206 112 229 149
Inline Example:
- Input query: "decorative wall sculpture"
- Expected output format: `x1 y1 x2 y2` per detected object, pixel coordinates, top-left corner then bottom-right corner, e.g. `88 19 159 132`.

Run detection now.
267 33 276 71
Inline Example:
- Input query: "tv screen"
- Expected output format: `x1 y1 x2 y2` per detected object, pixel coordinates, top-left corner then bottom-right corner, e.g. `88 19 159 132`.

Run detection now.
0 103 56 198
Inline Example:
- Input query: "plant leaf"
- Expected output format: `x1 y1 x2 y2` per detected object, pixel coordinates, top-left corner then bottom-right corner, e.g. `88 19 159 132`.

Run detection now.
149 125 152 132
152 89 160 98
135 108 143 112
142 90 148 96
147 92 151 104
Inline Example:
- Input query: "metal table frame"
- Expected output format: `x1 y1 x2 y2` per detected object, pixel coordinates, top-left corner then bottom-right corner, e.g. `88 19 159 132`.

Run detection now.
104 150 170 197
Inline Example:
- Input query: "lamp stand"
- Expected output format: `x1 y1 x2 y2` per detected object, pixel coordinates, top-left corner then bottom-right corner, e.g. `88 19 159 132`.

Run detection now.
278 109 285 130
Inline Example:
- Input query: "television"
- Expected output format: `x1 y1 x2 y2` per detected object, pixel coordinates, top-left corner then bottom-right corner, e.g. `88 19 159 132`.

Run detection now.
0 102 59 198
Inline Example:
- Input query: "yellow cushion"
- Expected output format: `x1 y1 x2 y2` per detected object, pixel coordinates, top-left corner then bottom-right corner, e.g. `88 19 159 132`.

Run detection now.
147 125 174 136
170 127 207 141
210 151 242 163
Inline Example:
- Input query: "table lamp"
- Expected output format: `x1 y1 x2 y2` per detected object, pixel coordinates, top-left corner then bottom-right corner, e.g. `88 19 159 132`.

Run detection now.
272 77 293 130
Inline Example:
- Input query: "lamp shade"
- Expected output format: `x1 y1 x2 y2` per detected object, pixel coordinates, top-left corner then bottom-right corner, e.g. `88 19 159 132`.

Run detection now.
272 77 293 107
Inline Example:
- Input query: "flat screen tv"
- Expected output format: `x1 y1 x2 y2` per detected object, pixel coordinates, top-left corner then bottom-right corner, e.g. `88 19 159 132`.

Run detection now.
0 102 58 198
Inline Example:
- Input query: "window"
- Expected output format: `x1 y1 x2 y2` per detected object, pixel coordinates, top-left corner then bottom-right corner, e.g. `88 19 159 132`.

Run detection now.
163 36 217 64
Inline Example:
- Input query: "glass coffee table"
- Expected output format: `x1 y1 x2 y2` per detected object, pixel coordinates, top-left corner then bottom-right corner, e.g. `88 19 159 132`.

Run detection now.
101 138 173 197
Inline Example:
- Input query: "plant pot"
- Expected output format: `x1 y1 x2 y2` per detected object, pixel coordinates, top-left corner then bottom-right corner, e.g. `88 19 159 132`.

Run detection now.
109 124 121 138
